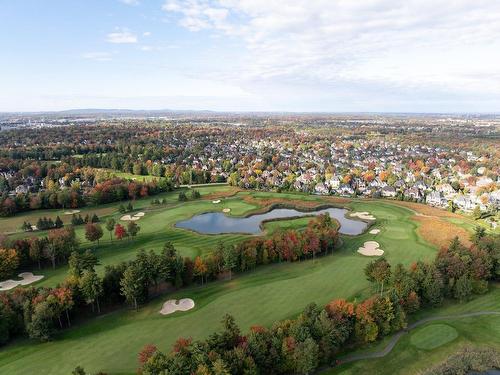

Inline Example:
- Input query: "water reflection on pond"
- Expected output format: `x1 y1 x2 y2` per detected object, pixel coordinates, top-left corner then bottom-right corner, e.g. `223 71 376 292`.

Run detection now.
175 207 368 235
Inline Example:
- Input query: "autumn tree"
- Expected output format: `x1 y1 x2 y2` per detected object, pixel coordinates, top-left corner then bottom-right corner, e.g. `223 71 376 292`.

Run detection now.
114 223 127 241
0 248 19 279
29 237 46 269
193 256 208 285
365 257 392 295
85 223 103 245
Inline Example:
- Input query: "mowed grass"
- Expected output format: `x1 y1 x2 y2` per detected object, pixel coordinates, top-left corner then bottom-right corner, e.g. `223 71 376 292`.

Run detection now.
0 193 449 375
327 284 500 375
410 324 458 350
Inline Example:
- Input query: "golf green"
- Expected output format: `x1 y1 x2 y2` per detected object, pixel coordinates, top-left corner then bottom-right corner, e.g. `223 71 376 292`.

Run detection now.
410 324 458 350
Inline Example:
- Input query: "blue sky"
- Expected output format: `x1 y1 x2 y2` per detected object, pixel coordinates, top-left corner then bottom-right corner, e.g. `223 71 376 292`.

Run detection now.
1 0 500 112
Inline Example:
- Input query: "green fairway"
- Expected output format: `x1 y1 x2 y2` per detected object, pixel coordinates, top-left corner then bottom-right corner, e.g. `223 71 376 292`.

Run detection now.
325 284 500 375
410 324 458 350
0 189 453 375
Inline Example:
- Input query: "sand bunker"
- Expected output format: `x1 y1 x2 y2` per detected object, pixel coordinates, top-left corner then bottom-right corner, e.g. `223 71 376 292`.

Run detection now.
350 211 376 220
222 208 231 213
369 228 381 234
64 209 81 215
121 212 145 221
0 272 44 291
120 215 140 221
159 298 195 315
357 241 384 256
212 200 221 204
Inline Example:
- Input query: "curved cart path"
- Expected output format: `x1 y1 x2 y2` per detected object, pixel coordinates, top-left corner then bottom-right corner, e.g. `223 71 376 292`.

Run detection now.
320 310 500 371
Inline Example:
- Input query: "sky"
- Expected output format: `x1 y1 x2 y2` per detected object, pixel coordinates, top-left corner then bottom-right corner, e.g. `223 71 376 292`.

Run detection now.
1 0 500 113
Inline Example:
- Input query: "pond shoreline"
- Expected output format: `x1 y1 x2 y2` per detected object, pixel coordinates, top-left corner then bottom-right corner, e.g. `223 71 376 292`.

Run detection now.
175 203 371 236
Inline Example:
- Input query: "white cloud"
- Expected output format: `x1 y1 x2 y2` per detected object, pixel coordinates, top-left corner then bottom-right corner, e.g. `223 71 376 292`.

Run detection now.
106 28 138 44
162 0 500 100
119 0 140 5
143 31 151 36
82 52 113 61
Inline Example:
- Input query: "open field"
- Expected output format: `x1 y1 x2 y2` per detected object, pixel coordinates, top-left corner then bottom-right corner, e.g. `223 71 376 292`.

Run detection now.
326 284 500 375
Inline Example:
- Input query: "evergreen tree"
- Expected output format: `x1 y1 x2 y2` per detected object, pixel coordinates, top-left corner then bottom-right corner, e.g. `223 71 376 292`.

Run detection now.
54 216 63 228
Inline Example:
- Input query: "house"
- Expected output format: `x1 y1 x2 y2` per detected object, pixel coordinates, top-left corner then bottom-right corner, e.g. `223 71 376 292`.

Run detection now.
453 195 475 211
404 187 421 200
477 176 493 187
15 185 29 194
426 191 443 206
314 182 329 195
437 183 455 197
381 186 396 198
339 184 354 195
327 175 341 189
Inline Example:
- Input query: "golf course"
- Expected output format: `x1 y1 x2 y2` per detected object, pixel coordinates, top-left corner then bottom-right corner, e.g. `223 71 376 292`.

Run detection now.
0 185 496 375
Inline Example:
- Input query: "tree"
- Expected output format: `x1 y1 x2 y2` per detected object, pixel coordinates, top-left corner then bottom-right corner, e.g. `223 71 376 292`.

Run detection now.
71 366 86 375
193 256 208 285
0 248 19 279
85 223 103 246
127 221 140 239
54 216 63 228
138 344 158 367
222 244 236 280
364 258 392 295
471 226 486 245
26 300 56 342
105 218 116 242
293 337 319 375
29 238 46 269
47 226 78 266
472 205 482 219
68 251 85 277
454 275 473 302
52 287 74 327
114 223 127 241
102 262 127 304
80 269 103 314
120 263 144 310
422 266 445 306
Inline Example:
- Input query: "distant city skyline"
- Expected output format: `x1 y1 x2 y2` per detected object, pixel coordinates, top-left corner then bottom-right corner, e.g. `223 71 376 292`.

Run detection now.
1 0 500 113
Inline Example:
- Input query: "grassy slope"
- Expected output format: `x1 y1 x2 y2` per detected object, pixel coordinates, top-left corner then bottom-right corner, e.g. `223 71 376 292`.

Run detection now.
0 197 442 375
326 284 500 375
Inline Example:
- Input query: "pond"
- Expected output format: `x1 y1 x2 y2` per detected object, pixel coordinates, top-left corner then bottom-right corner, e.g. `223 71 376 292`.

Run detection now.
175 207 368 235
